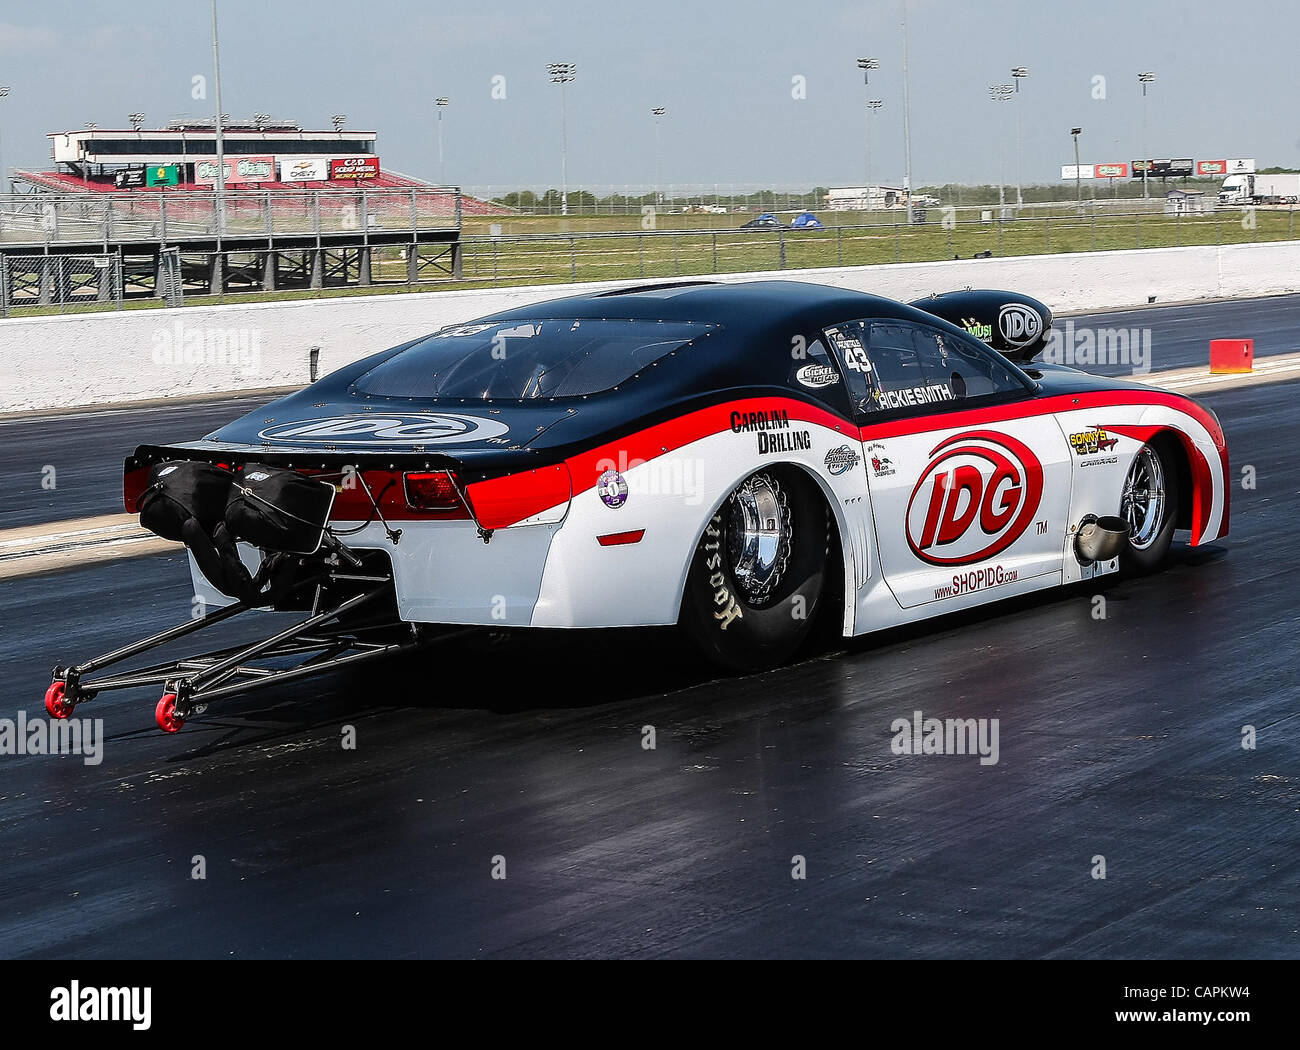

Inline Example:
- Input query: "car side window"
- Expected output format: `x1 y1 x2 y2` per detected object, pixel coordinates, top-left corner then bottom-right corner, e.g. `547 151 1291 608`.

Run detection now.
825 318 1030 419
914 324 1029 402
786 336 851 413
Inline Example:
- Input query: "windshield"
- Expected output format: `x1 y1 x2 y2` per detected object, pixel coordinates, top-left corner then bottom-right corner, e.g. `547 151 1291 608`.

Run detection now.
351 318 719 400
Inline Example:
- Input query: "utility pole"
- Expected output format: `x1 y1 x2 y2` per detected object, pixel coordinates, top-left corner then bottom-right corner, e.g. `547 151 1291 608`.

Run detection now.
547 63 576 216
651 107 665 206
901 3 914 223
1139 72 1155 202
435 97 449 184
1011 66 1028 208
1071 127 1083 212
209 0 227 236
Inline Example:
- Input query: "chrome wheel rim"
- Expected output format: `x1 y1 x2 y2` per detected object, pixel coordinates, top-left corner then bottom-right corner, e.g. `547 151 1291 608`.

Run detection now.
727 473 792 604
1121 446 1166 550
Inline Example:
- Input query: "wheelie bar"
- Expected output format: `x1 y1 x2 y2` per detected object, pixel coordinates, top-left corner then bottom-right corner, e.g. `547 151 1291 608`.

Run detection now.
45 583 424 734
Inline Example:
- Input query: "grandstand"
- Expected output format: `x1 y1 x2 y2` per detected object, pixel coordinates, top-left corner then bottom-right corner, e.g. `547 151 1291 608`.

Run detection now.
0 119 506 306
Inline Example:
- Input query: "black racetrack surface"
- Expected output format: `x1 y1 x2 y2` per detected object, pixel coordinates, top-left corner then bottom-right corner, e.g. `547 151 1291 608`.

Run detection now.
0 374 1294 958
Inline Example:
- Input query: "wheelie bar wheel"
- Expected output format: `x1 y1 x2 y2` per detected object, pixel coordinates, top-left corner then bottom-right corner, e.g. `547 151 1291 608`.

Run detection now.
45 681 75 720
155 692 186 734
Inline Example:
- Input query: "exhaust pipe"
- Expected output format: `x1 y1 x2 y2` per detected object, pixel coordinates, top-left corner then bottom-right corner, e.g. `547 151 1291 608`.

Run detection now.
1075 515 1131 563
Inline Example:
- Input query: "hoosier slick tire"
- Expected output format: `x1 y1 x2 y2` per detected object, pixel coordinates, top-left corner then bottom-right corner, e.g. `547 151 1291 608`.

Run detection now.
680 468 830 672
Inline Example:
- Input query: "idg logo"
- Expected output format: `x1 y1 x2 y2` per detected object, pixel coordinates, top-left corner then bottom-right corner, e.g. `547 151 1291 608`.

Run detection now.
257 414 510 445
906 430 1043 565
998 303 1044 349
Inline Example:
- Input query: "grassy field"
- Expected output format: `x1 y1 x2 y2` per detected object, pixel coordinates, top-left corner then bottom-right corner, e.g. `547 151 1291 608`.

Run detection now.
6 203 1296 317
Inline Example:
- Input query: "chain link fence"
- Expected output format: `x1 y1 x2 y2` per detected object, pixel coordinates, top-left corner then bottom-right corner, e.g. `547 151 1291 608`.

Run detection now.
0 187 462 247
0 253 123 316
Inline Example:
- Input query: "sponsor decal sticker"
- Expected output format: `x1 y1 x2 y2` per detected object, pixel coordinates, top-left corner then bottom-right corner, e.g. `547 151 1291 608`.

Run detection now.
596 469 629 509
873 382 955 410
868 442 895 477
827 327 872 373
905 430 1044 566
998 303 1044 349
825 445 860 476
960 317 993 342
934 562 1019 599
256 414 510 446
730 408 791 433
758 430 811 454
1069 425 1119 456
795 362 841 389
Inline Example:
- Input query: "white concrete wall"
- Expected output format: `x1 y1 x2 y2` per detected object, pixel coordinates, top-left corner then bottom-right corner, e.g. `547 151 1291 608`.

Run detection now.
2 239 1297 414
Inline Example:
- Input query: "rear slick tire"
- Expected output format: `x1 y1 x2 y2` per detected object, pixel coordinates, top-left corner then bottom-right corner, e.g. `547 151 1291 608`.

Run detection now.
680 469 830 672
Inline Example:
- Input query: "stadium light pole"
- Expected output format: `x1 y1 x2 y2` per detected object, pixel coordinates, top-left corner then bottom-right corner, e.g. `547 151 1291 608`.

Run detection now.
989 84 1013 216
209 0 227 237
547 62 576 216
856 57 880 206
900 4 915 223
1011 66 1028 207
651 107 666 206
0 87 9 196
1071 127 1083 212
435 98 449 184
1138 72 1155 202
865 99 883 210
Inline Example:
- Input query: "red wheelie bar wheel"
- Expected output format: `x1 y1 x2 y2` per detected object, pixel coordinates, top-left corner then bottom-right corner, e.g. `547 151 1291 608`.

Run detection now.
155 693 185 734
44 681 75 720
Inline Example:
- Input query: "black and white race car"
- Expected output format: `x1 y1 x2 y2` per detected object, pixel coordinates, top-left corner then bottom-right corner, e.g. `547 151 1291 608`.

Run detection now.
46 280 1229 732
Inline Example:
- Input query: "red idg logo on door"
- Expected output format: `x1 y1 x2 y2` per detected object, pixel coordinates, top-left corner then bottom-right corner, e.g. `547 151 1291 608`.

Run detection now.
906 430 1044 565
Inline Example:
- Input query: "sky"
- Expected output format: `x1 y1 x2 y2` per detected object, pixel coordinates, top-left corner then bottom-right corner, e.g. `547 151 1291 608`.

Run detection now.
1 0 1297 194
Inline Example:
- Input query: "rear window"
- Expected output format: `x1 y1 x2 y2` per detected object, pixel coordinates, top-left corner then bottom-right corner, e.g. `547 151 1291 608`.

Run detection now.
351 318 719 399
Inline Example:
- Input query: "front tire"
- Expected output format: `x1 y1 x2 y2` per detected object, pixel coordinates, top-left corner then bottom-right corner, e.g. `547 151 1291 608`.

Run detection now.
680 469 830 671
1119 440 1179 576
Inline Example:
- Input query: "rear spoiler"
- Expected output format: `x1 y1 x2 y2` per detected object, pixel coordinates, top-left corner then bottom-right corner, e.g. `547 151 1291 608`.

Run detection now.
909 288 1052 364
123 442 571 532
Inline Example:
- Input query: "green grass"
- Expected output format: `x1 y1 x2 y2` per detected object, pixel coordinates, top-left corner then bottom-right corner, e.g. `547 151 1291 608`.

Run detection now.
5 206 1296 318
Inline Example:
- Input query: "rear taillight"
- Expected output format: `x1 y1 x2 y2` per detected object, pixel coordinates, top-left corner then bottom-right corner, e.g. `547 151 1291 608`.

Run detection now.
403 471 466 514
123 465 150 513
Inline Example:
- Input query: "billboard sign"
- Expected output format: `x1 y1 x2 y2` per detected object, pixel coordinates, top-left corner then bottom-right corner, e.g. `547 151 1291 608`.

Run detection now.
1131 158 1192 177
1226 158 1256 174
145 164 179 187
279 157 330 182
195 154 277 185
1060 164 1095 180
330 156 380 180
1094 162 1128 178
1197 159 1227 176
114 169 147 189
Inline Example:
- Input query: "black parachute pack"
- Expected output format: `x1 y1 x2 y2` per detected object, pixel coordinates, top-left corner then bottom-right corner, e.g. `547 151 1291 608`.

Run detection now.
224 464 335 555
136 460 334 605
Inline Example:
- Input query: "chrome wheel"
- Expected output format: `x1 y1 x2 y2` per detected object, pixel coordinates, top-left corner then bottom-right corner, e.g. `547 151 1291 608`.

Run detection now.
1121 445 1167 550
726 473 792 604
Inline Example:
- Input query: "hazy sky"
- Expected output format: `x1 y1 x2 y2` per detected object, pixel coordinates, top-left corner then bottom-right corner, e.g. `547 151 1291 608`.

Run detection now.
1 0 1296 193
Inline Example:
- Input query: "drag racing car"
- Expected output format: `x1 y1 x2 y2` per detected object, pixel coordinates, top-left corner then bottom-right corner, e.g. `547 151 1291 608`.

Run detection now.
45 280 1229 732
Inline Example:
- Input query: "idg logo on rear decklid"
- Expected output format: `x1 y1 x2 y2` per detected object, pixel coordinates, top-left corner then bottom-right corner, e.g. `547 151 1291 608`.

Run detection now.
257 414 509 445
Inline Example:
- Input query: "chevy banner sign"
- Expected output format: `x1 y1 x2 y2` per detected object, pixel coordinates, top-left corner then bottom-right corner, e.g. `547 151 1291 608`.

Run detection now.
280 157 331 182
